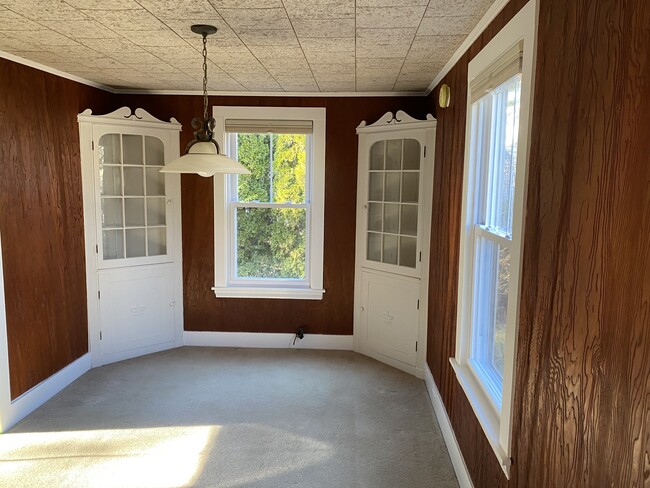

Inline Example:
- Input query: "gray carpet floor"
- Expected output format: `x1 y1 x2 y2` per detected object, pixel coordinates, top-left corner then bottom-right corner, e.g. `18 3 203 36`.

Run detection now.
0 347 458 488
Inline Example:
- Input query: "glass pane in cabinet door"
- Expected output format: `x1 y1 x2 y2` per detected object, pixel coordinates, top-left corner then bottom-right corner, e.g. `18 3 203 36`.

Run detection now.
125 228 146 258
402 172 419 203
382 234 398 265
125 198 145 227
101 198 123 228
100 166 122 196
400 205 418 236
124 167 144 196
403 139 420 170
98 134 121 165
147 227 167 256
147 198 166 226
369 172 383 201
368 203 383 232
386 139 402 170
103 229 124 260
367 232 381 262
383 203 400 234
122 135 143 164
146 168 165 196
399 236 417 268
370 141 384 170
145 136 164 165
384 173 400 202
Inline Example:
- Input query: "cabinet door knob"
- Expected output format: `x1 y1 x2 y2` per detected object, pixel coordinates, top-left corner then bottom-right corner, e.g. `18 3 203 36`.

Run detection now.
363 204 368 210
361 306 365 311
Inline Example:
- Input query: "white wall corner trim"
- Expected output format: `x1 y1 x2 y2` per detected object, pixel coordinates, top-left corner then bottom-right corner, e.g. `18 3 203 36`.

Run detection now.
184 331 353 351
425 0 511 95
0 353 91 433
424 365 475 488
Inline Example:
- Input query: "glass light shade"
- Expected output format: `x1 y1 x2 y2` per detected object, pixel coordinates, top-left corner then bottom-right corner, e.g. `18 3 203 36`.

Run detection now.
160 142 250 177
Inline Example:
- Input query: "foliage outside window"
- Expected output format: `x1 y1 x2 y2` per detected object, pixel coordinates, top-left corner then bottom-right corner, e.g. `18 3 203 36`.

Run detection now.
232 133 308 281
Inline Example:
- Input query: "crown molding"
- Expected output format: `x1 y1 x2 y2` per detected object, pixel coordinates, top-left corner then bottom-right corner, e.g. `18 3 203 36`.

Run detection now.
1 50 426 98
425 0 511 96
0 50 116 93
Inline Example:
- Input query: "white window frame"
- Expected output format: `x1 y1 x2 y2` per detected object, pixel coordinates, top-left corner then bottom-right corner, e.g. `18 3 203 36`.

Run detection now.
212 106 326 300
451 0 538 478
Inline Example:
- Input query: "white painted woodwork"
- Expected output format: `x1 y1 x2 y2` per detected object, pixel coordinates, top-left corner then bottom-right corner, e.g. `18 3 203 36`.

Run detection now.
353 111 436 378
78 107 184 367
360 271 420 366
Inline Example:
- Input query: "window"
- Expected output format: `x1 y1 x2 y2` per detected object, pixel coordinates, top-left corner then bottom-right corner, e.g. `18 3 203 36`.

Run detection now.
212 107 325 300
452 0 537 478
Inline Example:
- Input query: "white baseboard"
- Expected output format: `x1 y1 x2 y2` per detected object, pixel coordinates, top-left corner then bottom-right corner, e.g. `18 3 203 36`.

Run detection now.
424 365 474 488
183 331 353 350
0 353 91 433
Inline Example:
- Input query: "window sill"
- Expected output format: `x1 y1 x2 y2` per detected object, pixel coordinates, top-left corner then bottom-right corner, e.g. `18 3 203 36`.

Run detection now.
211 286 325 300
449 358 512 478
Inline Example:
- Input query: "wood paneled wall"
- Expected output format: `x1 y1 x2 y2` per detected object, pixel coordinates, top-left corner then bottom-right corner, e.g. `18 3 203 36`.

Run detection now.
116 94 427 335
427 0 650 486
0 59 112 399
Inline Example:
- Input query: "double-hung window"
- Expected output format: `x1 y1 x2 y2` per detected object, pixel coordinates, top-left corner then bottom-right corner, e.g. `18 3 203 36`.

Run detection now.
452 0 537 478
212 107 326 300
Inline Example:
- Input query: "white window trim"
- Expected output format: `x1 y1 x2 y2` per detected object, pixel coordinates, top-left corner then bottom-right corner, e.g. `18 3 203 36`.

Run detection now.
211 106 326 300
452 0 538 479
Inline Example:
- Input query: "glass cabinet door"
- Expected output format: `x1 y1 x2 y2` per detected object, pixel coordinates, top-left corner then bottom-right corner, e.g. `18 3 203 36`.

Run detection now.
366 137 421 270
98 133 168 263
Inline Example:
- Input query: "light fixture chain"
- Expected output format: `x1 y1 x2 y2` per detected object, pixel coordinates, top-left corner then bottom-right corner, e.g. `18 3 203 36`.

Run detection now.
202 32 208 121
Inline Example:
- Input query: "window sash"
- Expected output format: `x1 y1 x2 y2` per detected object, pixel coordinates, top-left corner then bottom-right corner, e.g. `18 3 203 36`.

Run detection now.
226 132 312 285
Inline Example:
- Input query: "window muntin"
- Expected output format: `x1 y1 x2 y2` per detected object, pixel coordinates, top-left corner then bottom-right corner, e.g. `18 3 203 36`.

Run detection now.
98 133 167 261
467 73 522 409
366 138 421 269
228 132 311 284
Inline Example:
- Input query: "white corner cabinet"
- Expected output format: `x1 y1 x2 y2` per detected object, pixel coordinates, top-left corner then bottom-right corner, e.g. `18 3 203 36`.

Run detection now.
353 111 436 378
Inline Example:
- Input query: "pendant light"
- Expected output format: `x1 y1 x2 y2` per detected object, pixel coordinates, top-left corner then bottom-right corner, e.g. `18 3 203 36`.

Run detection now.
161 25 250 177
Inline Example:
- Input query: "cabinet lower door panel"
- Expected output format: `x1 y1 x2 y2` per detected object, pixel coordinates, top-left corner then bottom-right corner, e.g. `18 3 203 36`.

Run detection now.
361 271 420 366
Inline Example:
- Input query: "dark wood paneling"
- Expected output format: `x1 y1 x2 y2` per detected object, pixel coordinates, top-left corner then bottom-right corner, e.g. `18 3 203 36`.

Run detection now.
116 94 427 335
0 59 113 399
512 0 650 485
427 0 650 486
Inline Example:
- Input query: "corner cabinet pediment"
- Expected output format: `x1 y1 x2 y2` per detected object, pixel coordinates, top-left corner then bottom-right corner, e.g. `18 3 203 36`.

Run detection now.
353 111 437 378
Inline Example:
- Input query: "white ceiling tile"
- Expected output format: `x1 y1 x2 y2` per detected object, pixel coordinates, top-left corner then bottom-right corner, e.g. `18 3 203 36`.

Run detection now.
356 6 426 29
417 14 478 36
300 37 355 53
13 30 82 47
209 0 283 8
64 0 140 9
309 63 355 75
136 0 218 20
79 38 144 54
240 80 283 91
18 1 87 21
426 0 493 18
0 32 38 51
0 10 41 30
393 79 429 91
39 20 120 39
356 57 403 70
356 0 427 6
114 51 165 65
312 71 354 82
248 45 305 60
356 27 416 43
292 19 355 38
218 8 291 32
304 51 355 64
316 80 355 91
81 9 166 31
406 34 466 62
237 29 299 46
121 30 188 47
279 82 320 92
283 0 354 20
356 80 396 91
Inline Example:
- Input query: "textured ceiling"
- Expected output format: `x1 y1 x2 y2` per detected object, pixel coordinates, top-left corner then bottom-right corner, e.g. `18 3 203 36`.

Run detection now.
0 0 493 93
